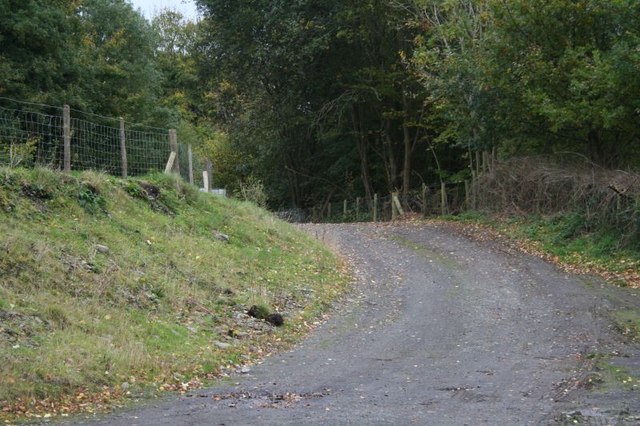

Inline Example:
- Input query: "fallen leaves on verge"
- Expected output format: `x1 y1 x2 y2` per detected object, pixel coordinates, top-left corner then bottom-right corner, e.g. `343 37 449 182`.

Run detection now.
2 371 227 422
431 219 640 289
1 386 125 421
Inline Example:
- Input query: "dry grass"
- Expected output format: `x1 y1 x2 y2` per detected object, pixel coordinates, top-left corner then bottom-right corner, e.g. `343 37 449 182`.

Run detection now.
475 156 640 248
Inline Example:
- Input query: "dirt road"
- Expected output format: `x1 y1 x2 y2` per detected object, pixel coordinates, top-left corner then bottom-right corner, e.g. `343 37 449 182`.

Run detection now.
81 222 640 425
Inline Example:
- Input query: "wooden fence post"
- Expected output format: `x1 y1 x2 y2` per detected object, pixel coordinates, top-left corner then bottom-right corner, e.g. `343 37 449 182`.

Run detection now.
343 199 348 218
440 182 448 216
187 144 194 185
119 118 127 178
472 171 478 210
168 129 180 174
422 183 428 217
206 158 213 190
164 152 177 174
356 197 360 221
391 192 397 220
327 202 332 220
63 104 71 173
373 193 378 222
464 180 470 211
392 192 404 220
202 171 210 192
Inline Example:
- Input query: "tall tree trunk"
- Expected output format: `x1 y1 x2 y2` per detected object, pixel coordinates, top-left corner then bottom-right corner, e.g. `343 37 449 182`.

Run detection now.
358 136 373 202
285 153 301 207
384 118 398 193
588 128 607 167
401 93 412 196
402 127 412 196
352 105 373 202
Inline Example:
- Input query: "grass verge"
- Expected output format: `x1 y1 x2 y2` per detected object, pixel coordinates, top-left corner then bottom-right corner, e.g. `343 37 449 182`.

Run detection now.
441 211 640 288
0 167 349 421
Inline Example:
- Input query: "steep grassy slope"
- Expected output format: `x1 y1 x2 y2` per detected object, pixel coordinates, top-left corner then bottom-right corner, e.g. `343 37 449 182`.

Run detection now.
0 168 348 419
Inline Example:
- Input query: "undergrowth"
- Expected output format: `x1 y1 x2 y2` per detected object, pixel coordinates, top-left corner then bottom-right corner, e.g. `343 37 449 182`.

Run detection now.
474 157 640 251
0 167 349 420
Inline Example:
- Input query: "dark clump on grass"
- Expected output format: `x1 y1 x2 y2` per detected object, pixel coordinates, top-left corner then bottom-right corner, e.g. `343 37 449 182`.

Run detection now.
125 180 174 216
21 183 51 201
267 313 284 327
247 304 285 327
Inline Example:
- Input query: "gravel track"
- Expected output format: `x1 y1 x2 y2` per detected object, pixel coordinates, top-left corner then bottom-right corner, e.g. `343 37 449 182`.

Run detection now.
76 222 640 425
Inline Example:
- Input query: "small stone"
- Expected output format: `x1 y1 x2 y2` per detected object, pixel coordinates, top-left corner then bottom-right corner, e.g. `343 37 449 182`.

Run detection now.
239 366 251 374
213 231 230 243
121 382 130 391
234 331 249 339
95 244 110 254
214 341 231 349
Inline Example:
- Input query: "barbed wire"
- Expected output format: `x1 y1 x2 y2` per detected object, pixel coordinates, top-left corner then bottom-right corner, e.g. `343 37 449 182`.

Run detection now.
0 97 207 186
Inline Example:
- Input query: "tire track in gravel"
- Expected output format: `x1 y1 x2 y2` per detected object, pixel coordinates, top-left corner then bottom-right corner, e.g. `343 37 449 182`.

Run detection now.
73 222 640 425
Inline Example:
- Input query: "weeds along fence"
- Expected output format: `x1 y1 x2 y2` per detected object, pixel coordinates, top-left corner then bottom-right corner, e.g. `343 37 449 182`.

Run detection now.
0 97 213 188
277 182 470 223
476 157 640 247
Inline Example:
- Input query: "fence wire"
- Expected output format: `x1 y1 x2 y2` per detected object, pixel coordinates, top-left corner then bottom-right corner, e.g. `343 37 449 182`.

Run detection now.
0 97 208 185
0 103 64 168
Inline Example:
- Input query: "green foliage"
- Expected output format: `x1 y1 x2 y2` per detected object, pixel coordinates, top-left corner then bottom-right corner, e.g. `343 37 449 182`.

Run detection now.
504 213 639 274
0 0 81 105
0 0 193 126
234 177 268 209
77 184 106 214
195 0 442 207
0 138 38 168
75 0 165 123
410 0 640 168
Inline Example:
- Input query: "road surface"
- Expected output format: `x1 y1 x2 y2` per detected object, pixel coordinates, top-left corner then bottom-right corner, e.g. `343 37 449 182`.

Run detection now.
78 222 640 425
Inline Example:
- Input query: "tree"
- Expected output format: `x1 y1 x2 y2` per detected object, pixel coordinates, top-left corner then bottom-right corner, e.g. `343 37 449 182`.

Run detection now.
76 0 164 123
195 0 350 206
0 0 175 125
0 0 83 105
152 9 199 113
195 0 438 206
484 0 640 167
329 0 431 197
410 0 640 169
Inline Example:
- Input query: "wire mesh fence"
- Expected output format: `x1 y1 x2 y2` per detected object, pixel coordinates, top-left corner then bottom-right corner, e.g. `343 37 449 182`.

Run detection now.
0 97 208 188
0 101 64 169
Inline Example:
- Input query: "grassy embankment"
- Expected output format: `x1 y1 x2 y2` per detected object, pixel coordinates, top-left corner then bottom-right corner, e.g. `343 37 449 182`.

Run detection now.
0 167 349 420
